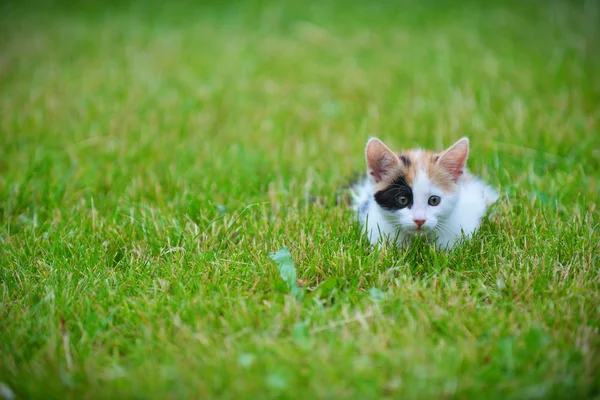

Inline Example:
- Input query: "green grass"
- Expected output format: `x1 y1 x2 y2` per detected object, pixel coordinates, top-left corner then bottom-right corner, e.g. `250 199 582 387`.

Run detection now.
1 0 599 398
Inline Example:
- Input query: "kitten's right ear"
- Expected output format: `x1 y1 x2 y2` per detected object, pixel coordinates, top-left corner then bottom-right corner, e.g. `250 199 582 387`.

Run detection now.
365 138 400 184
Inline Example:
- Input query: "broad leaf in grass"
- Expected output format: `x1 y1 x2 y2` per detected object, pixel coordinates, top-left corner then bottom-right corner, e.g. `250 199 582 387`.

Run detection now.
269 246 303 301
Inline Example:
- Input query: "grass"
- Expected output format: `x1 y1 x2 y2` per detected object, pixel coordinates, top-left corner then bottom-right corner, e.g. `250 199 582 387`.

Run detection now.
1 0 599 398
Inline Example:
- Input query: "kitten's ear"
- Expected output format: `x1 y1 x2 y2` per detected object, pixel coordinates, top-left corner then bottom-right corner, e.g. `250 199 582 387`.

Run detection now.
365 138 400 184
437 137 469 182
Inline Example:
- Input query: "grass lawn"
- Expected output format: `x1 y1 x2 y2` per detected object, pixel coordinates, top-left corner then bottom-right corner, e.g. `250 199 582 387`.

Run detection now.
1 0 599 398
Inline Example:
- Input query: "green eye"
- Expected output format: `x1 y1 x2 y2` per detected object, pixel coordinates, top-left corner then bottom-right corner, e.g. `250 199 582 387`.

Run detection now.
397 196 409 206
428 195 441 206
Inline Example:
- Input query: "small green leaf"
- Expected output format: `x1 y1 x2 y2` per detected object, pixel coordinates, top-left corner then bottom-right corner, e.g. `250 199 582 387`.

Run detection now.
292 321 313 349
369 287 387 303
266 371 288 391
238 353 256 368
312 278 338 297
269 246 303 301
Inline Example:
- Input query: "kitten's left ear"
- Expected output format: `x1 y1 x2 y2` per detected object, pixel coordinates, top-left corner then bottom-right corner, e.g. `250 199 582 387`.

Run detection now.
365 138 400 184
437 137 469 182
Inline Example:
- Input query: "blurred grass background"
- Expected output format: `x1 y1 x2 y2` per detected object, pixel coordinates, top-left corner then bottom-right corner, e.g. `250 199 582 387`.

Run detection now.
1 0 599 399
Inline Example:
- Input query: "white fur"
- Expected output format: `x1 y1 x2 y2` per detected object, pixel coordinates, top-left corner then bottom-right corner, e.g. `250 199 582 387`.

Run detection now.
352 172 498 249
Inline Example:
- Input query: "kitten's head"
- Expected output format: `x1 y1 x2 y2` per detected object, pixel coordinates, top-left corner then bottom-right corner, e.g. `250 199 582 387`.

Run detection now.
365 137 469 234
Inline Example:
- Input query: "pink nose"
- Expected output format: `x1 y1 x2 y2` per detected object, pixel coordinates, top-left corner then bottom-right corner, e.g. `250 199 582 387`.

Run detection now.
413 219 426 228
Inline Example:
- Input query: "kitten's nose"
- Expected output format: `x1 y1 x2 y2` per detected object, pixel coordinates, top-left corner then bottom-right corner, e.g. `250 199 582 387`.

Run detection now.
413 219 426 228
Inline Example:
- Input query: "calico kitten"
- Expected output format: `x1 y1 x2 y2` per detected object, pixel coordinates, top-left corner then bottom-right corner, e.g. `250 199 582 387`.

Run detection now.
352 137 498 249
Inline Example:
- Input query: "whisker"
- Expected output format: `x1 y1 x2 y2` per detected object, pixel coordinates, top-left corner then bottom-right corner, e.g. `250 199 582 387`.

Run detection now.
434 222 454 239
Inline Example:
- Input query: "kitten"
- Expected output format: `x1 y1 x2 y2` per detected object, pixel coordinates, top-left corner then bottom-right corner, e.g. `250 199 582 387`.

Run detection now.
352 137 498 249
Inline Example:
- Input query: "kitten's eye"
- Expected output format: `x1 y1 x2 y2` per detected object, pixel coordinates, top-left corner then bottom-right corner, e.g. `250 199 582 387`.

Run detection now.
397 196 409 206
428 195 441 206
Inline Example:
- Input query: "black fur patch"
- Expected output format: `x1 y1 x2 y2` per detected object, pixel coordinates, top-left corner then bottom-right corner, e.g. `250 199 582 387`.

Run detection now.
399 154 411 167
374 175 413 210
